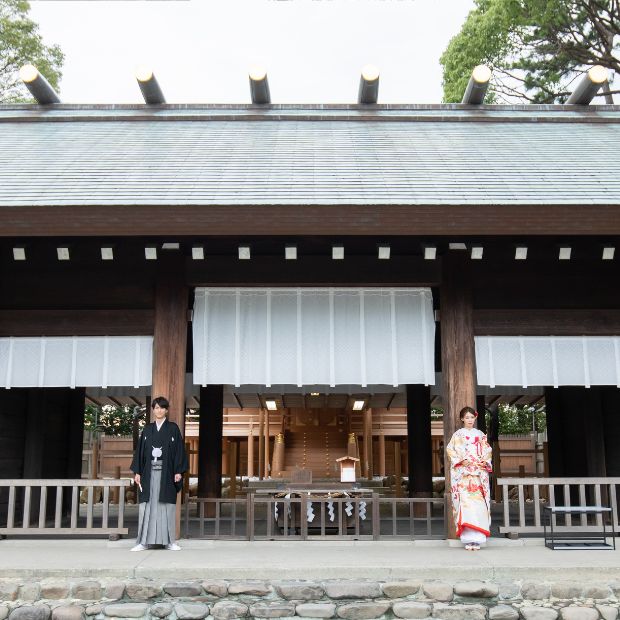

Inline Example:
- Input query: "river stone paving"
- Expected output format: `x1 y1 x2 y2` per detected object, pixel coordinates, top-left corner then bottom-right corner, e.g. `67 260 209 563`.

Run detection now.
336 602 391 620
295 603 337 618
391 601 431 619
381 583 421 599
51 606 85 620
9 606 51 620
274 582 324 601
323 582 382 600
210 601 249 620
488 605 519 620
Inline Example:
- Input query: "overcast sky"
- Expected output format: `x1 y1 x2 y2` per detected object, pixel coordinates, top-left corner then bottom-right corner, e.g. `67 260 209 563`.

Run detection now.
29 0 475 105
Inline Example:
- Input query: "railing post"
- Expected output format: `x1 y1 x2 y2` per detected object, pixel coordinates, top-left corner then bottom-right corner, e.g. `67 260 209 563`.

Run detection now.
246 493 253 541
372 492 380 540
300 493 308 540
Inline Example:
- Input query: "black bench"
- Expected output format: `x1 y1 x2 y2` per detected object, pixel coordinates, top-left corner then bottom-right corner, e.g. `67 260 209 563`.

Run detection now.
543 505 616 550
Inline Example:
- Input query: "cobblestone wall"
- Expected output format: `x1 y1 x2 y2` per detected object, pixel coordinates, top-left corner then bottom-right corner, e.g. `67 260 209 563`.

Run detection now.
1 578 620 620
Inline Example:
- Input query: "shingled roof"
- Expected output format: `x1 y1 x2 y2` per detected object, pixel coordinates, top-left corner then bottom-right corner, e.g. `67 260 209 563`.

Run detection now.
1 104 619 207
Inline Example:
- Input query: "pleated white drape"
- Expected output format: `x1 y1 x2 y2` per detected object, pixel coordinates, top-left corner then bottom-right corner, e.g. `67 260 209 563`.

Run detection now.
476 336 620 388
193 288 435 387
0 336 153 388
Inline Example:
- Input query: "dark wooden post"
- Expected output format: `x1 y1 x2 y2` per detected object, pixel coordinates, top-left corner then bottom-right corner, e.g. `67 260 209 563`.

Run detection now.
152 259 188 536
152 260 188 430
198 385 224 499
476 395 487 435
407 385 433 498
440 251 477 538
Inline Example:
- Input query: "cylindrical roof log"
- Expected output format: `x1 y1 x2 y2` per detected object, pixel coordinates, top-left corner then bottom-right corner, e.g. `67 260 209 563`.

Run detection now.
19 64 60 104
566 65 608 105
358 64 379 104
461 65 492 104
249 67 271 104
135 67 166 104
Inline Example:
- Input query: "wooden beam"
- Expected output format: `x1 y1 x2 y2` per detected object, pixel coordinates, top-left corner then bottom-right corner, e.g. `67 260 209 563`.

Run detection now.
474 309 620 336
4 204 620 236
440 251 476 539
0 309 154 336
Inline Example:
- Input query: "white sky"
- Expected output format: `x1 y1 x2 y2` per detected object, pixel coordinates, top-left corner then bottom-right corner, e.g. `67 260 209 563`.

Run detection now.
29 0 475 104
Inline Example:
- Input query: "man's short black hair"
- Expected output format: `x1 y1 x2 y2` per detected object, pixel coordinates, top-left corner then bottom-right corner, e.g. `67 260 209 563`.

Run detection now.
152 396 170 410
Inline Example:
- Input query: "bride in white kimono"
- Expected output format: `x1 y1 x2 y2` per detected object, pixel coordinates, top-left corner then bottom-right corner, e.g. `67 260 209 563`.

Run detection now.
446 406 493 551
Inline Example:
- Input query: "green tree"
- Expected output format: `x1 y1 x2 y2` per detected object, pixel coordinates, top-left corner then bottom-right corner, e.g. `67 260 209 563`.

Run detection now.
0 0 63 102
441 0 619 104
84 404 144 437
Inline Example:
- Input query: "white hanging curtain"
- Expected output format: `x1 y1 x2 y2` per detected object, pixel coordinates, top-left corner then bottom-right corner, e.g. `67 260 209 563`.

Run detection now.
193 287 435 387
0 336 153 388
475 335 620 388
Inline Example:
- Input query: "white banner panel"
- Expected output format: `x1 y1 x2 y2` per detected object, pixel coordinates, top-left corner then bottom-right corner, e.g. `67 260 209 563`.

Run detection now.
0 336 153 388
193 288 435 387
475 336 620 388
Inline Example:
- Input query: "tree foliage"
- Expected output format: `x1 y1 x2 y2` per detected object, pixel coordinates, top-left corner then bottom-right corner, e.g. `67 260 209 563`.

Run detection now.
84 404 145 437
0 0 63 102
441 0 619 103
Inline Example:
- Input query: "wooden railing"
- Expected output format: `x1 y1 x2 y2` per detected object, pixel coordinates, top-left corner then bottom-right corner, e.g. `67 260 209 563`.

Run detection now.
497 477 620 535
183 493 445 540
0 479 129 539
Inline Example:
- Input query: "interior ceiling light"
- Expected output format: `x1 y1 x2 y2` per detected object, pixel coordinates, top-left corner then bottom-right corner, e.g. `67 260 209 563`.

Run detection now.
352 400 365 411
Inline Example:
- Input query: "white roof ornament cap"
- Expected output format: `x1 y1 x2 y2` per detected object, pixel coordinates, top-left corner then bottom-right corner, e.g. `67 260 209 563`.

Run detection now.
567 65 608 104
378 245 390 260
192 246 205 260
352 400 365 411
13 247 26 261
135 66 165 104
19 64 60 104
559 247 572 260
285 245 297 260
462 65 492 104
265 399 277 411
359 64 380 104
101 247 114 261
249 66 271 104
472 64 492 84
238 246 251 260
145 246 157 260
471 246 484 260
57 247 70 261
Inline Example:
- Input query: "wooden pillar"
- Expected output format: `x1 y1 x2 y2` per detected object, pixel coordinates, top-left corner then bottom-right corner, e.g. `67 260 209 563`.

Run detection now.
272 433 285 477
476 395 487 435
264 408 271 478
584 388 606 478
198 385 223 498
258 409 264 480
363 408 373 479
393 440 402 497
222 439 229 476
440 251 476 538
229 440 238 498
152 260 188 430
378 433 386 477
247 426 255 478
407 385 432 497
603 388 620 476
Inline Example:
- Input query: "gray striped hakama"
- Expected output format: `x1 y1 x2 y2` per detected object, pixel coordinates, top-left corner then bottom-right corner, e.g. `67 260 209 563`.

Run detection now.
136 464 176 546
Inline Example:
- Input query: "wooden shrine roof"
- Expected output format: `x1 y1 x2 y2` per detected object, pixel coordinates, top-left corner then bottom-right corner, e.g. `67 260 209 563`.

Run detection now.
1 103 620 209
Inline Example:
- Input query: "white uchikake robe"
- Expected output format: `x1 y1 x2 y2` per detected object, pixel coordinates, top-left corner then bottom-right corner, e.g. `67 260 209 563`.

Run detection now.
446 427 493 545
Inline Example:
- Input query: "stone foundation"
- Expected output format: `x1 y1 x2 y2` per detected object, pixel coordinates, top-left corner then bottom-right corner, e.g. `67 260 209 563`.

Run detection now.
1 578 619 620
